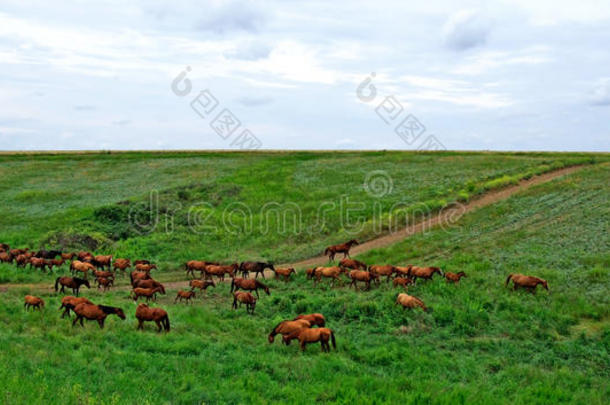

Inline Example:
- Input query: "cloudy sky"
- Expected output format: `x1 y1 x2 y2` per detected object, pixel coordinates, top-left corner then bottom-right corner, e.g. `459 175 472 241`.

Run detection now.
0 0 609 151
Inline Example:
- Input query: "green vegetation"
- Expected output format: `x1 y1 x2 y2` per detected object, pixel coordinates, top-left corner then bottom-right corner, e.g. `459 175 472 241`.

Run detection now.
0 153 608 404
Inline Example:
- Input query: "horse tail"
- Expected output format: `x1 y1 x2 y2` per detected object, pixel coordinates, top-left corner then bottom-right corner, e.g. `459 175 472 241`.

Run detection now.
505 274 513 287
330 330 336 349
164 315 170 331
54 277 60 292
324 248 330 256
230 278 236 293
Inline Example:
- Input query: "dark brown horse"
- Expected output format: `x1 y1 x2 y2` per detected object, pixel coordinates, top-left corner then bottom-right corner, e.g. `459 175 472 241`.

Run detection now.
72 303 126 328
324 239 359 261
55 276 91 296
92 255 112 270
96 277 114 291
231 278 270 298
268 319 311 343
238 261 275 279
282 327 336 352
505 274 549 294
135 303 170 332
232 291 256 314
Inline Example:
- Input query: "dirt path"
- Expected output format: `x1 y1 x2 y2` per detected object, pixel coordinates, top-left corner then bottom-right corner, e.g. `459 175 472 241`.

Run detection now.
0 165 585 293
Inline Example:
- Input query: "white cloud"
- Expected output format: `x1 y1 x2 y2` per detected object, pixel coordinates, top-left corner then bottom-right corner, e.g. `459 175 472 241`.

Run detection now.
442 10 492 51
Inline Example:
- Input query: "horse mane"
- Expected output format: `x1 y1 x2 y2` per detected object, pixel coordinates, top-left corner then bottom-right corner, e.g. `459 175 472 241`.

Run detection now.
98 305 117 314
74 277 86 283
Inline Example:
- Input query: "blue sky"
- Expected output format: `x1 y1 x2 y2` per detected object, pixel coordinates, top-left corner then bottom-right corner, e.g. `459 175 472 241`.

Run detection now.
0 0 608 151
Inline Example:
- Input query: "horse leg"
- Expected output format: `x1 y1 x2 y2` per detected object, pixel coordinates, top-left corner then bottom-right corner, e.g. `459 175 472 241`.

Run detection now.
72 316 79 326
155 320 162 332
137 319 144 330
255 289 260 299
98 318 105 329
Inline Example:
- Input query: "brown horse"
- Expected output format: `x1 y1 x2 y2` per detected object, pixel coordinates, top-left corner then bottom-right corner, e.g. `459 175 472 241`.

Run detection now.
131 287 163 302
268 319 311 343
408 266 443 281
189 279 215 292
61 252 76 261
59 296 93 318
393 266 412 278
294 313 326 327
135 303 170 332
24 295 45 311
395 293 431 312
238 261 275 279
232 291 257 314
369 265 396 283
324 239 359 261
505 274 549 294
15 254 29 268
204 263 238 281
339 258 367 270
135 263 157 273
348 270 378 291
77 251 93 261
134 259 151 265
55 276 91 296
112 258 131 273
70 260 96 279
93 255 112 270
445 271 467 283
282 327 336 352
29 257 47 272
312 266 348 287
272 267 296 281
231 278 270 298
96 277 114 291
72 303 126 328
94 270 115 280
46 258 65 271
130 270 151 286
184 260 218 278
175 290 196 304
393 277 415 289
0 251 13 263
133 279 166 294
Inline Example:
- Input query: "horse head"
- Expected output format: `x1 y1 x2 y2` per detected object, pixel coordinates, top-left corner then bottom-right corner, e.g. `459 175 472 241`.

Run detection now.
115 308 126 319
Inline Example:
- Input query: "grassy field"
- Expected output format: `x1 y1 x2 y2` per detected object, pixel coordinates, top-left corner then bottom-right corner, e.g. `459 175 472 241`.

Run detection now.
0 152 608 404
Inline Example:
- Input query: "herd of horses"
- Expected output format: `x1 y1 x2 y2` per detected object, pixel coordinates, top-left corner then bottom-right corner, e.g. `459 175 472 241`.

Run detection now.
3 240 551 352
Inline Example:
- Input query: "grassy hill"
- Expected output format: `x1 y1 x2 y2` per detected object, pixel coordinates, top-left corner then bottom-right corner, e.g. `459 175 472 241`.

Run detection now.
0 152 607 403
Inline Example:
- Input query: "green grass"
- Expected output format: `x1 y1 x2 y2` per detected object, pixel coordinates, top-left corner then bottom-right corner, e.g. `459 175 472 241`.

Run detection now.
0 154 608 404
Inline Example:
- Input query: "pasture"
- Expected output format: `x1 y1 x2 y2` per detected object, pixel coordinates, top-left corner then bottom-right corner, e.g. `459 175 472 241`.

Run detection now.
0 151 608 404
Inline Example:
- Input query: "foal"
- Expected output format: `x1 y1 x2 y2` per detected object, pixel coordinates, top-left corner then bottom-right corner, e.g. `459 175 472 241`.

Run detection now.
232 291 257 314
24 295 45 311
175 290 196 304
445 271 467 283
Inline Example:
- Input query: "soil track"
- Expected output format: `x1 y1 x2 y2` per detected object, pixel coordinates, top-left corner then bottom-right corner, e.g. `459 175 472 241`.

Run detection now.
0 165 585 293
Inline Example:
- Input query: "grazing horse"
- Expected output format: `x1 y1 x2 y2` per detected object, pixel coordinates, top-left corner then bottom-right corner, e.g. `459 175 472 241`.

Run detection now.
15 254 29 268
133 259 151 265
96 277 114 291
231 278 270 298
135 304 170 332
324 239 359 261
61 252 76 261
94 270 115 280
131 287 163 302
59 296 93 318
135 263 157 273
505 274 549 294
29 257 47 272
133 279 166 294
339 258 367 270
368 265 396 283
93 255 112 270
35 249 62 259
184 260 218 278
77 251 93 261
72 303 126 329
0 243 9 251
0 252 13 263
395 293 431 312
24 295 45 311
268 319 311 343
272 267 296 281
393 266 412 278
239 261 275 279
46 258 65 271
282 327 336 352
445 271 467 283
408 266 443 281
189 279 215 292
348 270 378 291
55 277 91 296
70 260 96 279
232 291 256 314
294 313 326 327
112 258 131 273
175 290 196 304
204 263 238 281
393 277 415 289
130 270 151 286
312 266 348 287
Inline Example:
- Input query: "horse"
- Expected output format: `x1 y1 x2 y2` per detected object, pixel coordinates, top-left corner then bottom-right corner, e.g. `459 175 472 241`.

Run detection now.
55 276 91 296
204 263 238 281
70 260 96 279
231 278 270 298
29 257 47 272
393 277 415 289
282 327 336 352
131 287 163 302
294 313 326 327
15 254 29 268
46 258 65 271
112 258 131 273
393 266 412 278
133 279 166 294
130 270 151 286
35 249 61 259
96 277 114 291
133 259 151 265
312 266 348 287
135 263 157 273
348 270 378 291
24 295 45 311
61 252 76 261
94 270 115 280
239 261 275 279
505 274 549 294
175 290 196 304
93 255 112 270
76 251 93 261
368 265 396 283
272 267 296 281
408 266 443 281
0 252 13 263
0 243 9 251
445 271 467 283
339 258 367 270
268 319 311 343
232 291 256 314
135 304 170 332
72 303 125 329
59 296 93 318
395 293 431 312
189 279 215 292
184 260 219 278
324 239 359 261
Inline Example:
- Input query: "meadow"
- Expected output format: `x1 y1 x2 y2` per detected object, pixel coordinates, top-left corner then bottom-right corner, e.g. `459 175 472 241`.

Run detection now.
0 152 608 404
